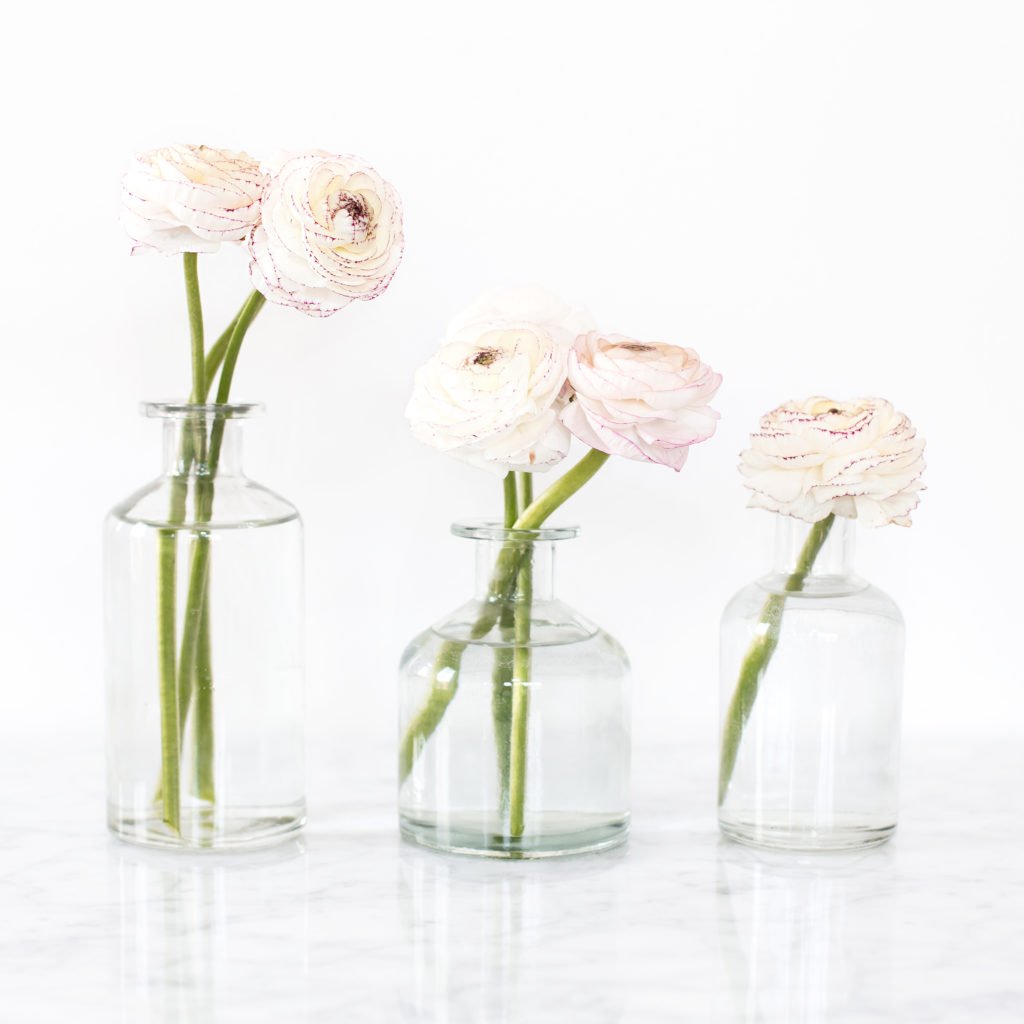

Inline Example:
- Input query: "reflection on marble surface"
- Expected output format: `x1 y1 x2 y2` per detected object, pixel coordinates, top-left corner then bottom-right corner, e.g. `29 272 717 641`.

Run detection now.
0 735 1021 1022
715 846 895 1022
110 841 308 1024
399 843 628 1023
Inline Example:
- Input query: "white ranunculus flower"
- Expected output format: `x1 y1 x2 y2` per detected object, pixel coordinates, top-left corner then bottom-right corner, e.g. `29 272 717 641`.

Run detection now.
739 397 926 526
248 151 403 318
561 332 722 470
405 288 592 473
121 144 266 255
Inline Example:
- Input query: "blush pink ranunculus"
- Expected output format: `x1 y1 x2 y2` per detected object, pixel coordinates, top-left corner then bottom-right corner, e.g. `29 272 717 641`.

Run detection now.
560 332 722 470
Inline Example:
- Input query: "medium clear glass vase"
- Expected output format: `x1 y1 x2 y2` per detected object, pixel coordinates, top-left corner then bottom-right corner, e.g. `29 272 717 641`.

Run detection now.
398 523 631 858
718 515 904 851
104 403 305 850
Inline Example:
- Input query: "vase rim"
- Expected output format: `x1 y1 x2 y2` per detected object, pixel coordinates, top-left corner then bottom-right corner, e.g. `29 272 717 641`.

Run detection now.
142 401 264 420
452 520 580 542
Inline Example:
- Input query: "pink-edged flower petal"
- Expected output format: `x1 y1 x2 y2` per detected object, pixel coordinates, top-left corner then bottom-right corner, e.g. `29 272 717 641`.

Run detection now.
121 144 266 255
247 152 403 318
560 332 722 471
738 397 926 526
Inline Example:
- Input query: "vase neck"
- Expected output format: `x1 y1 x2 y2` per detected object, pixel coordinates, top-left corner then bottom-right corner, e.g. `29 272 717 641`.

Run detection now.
771 514 855 579
474 538 557 602
162 418 245 478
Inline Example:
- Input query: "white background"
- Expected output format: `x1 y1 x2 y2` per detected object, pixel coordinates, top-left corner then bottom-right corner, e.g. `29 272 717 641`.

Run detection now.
1 0 1021 759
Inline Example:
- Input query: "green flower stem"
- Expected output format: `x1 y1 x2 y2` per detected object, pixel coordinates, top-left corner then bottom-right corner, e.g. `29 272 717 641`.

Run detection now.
515 450 610 530
177 293 253 730
508 538 533 839
157 529 181 831
517 471 533 510
174 290 266 809
397 642 464 784
193 567 215 801
491 473 519 810
717 513 836 805
505 471 521 526
153 254 205 830
398 449 612 784
177 254 206 782
215 292 265 404
203 312 241 390
184 253 205 402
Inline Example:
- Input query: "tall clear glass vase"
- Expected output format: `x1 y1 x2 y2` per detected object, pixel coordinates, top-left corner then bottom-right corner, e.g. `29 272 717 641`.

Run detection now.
104 403 305 850
398 523 631 858
718 516 905 851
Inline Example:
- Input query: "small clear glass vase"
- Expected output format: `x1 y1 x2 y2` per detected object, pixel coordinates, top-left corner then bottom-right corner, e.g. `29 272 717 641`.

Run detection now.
718 515 905 851
398 523 631 858
104 403 305 850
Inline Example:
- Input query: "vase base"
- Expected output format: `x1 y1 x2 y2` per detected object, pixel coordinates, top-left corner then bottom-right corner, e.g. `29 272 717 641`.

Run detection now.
108 803 306 852
719 813 895 852
399 811 629 859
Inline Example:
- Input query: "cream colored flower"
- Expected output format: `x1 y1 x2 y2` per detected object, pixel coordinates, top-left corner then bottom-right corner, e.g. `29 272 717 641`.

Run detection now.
406 289 592 473
740 397 926 526
121 144 266 254
248 151 403 317
561 332 721 470
406 289 590 473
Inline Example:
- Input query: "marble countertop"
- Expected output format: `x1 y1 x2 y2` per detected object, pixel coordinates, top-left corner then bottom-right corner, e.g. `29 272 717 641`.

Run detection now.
1 735 1021 1023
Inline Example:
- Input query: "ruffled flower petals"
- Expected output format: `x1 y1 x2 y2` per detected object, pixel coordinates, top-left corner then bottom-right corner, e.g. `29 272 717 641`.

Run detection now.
560 332 722 470
248 152 403 317
406 315 572 474
739 397 926 526
121 144 266 255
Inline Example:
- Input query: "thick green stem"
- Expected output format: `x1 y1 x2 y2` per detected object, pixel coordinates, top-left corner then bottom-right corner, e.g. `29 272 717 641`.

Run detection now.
193 597 215 801
717 514 836 805
515 450 609 530
216 291 265 404
508 544 533 838
172 254 208 799
157 530 181 831
491 474 519 810
517 471 533 510
180 292 252 718
173 290 266 807
153 255 206 829
398 451 612 784
183 254 205 403
203 312 241 392
397 642 464 782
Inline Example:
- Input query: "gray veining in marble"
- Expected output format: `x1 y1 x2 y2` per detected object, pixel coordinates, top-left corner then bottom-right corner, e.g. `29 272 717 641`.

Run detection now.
1 736 1021 1022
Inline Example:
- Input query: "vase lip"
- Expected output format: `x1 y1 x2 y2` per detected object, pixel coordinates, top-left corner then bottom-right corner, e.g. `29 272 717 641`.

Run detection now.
142 401 264 420
452 520 580 542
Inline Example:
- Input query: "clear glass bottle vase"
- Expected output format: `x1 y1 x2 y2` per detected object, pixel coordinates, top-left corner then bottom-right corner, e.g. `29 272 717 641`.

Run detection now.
104 403 305 850
398 523 631 858
718 515 905 851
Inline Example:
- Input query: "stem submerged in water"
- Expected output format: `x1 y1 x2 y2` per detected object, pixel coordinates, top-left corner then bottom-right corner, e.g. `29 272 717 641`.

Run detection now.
508 529 533 838
717 514 836 805
154 254 206 831
155 281 265 830
491 473 519 812
174 290 266 806
193 603 215 802
157 529 181 831
398 450 611 786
